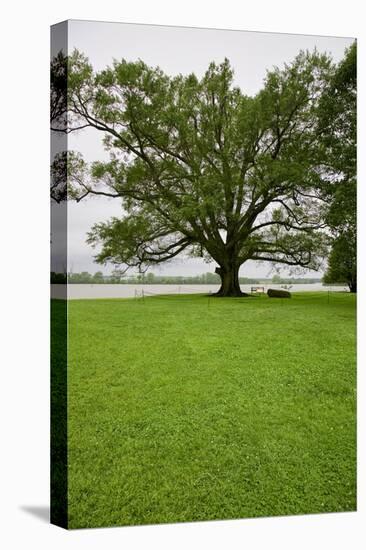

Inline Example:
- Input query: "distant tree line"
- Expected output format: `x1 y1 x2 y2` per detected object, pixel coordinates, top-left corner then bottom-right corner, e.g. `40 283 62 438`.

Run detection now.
270 274 322 285
51 271 322 285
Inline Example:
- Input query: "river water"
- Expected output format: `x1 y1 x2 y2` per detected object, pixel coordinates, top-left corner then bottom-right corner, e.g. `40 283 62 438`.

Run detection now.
51 283 348 299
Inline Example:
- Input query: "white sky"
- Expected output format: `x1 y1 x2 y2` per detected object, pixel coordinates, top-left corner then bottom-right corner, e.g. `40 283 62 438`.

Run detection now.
64 20 353 277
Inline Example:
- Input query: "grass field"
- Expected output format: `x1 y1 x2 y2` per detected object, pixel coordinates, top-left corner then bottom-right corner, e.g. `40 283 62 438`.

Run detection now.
66 292 356 528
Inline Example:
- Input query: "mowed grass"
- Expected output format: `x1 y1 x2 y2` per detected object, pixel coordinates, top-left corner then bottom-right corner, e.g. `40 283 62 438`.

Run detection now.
67 292 356 528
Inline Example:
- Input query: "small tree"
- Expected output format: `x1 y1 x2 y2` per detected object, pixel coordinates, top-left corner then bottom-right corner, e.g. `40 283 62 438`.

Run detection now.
61 49 337 296
323 231 356 292
271 274 282 284
92 271 104 283
145 272 155 283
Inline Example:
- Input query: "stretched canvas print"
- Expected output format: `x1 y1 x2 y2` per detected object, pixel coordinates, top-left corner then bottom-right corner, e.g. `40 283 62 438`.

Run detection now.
51 20 356 529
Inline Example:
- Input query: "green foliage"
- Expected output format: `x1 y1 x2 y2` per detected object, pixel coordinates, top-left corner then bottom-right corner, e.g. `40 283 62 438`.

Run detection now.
62 49 339 295
318 42 356 232
318 42 356 183
323 231 356 292
92 271 104 282
317 42 357 291
67 292 356 528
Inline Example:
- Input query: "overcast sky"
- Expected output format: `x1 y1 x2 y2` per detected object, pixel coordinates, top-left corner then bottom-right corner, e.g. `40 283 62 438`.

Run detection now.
63 20 353 277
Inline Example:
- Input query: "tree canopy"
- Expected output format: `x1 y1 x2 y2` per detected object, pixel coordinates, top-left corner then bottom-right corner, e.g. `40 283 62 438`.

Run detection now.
323 233 356 292
52 46 356 296
318 43 356 291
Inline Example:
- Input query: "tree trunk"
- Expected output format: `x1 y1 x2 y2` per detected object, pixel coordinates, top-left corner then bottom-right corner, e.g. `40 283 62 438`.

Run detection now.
349 279 357 293
214 265 247 297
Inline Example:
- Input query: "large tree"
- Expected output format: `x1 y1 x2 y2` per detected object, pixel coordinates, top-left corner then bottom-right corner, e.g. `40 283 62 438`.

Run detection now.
318 43 356 292
63 49 335 296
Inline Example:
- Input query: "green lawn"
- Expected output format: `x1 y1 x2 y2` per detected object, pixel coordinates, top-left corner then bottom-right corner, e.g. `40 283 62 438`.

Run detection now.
67 292 356 528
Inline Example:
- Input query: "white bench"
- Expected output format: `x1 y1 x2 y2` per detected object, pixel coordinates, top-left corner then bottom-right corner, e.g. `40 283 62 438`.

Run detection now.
251 286 265 294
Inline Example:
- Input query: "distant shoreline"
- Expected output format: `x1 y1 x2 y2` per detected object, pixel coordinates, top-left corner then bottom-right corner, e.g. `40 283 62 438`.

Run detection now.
51 283 348 300
66 280 323 285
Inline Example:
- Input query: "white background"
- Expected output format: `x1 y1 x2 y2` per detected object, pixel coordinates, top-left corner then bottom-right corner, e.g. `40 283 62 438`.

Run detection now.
0 1 365 549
